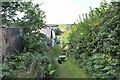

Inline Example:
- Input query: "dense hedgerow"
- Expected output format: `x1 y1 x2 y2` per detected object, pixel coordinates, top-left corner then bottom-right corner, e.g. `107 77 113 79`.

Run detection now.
61 0 120 79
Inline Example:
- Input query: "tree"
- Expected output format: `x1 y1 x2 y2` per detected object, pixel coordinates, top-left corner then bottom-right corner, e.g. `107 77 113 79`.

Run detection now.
1 1 55 78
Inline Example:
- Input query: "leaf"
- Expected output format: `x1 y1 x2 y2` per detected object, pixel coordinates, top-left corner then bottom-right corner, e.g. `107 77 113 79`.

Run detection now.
49 70 55 75
102 66 112 71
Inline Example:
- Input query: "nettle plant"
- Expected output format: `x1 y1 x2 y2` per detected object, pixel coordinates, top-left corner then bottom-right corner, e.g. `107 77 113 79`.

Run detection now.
2 1 54 78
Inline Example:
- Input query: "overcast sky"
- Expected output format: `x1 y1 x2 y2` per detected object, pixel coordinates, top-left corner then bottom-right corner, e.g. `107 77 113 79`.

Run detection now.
33 0 111 24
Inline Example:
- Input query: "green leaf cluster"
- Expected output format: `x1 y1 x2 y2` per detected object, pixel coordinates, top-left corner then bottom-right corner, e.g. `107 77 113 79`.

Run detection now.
61 0 120 79
1 1 54 78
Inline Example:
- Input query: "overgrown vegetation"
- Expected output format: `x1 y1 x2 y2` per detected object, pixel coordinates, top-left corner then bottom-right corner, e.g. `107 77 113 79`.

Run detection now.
1 1 54 78
52 45 62 57
61 0 120 79
1 0 120 79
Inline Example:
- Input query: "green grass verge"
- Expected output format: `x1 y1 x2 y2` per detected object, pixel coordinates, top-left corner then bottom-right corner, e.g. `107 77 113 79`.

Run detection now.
51 45 90 78
52 57 90 78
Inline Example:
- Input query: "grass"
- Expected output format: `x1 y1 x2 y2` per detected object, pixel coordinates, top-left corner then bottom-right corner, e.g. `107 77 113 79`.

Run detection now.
52 45 90 78
52 57 90 78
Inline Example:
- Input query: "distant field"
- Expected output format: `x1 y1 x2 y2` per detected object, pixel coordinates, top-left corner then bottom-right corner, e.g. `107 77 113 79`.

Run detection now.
58 24 68 32
47 24 73 32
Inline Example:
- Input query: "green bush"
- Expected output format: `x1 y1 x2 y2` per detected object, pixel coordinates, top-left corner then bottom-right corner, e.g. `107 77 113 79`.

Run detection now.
1 1 55 78
52 45 62 57
61 0 120 79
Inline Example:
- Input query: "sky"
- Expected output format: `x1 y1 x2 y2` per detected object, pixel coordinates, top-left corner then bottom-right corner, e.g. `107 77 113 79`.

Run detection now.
32 0 111 24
